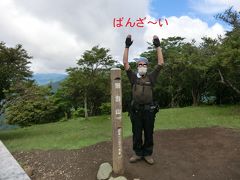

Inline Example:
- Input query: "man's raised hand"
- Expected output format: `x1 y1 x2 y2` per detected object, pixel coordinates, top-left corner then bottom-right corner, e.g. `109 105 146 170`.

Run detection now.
153 35 160 48
125 35 133 48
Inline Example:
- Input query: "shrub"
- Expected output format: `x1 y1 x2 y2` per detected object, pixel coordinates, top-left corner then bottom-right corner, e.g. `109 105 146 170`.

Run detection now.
71 107 85 118
5 82 60 127
99 102 111 115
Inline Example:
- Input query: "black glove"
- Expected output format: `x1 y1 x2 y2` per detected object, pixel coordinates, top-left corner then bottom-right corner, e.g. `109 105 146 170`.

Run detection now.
153 37 160 48
125 35 133 48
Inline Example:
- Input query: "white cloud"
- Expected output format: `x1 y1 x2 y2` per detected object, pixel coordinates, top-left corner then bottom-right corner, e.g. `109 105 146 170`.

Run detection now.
0 0 228 73
144 15 225 45
189 0 240 14
0 0 150 73
0 0 88 73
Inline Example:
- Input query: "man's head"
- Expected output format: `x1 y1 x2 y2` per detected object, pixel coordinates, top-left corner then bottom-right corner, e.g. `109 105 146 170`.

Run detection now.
134 57 148 76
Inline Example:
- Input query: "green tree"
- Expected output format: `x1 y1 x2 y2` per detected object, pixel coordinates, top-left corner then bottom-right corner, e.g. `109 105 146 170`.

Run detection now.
140 37 213 107
216 7 240 30
198 37 221 104
58 45 115 119
214 8 240 102
159 37 190 107
4 81 59 127
180 40 209 106
0 42 32 101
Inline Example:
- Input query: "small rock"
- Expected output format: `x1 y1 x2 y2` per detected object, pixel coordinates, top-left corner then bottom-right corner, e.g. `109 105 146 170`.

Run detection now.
109 176 127 180
24 166 33 177
97 162 112 180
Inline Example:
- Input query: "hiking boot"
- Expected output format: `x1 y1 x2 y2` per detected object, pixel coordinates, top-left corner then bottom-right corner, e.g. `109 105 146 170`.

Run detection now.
144 156 154 165
129 154 142 163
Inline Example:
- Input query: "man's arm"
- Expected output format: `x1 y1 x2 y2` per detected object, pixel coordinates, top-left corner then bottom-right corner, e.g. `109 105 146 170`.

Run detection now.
149 35 164 84
157 47 164 65
153 35 164 66
123 48 130 70
123 35 133 70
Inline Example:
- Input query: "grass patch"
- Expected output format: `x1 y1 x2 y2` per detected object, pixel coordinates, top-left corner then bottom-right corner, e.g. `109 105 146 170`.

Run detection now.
0 105 239 151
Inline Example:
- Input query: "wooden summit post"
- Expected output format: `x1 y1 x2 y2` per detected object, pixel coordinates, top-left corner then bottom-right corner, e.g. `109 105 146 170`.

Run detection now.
111 68 124 174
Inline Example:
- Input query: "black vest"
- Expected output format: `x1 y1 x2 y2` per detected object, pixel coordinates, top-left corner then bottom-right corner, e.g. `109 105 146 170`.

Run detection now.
132 75 153 105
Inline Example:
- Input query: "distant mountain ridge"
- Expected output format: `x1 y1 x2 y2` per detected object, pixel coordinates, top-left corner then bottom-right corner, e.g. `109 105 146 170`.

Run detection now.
33 73 67 85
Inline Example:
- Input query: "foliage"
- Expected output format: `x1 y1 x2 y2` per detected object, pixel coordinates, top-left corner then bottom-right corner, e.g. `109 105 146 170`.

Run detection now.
57 45 115 119
4 81 60 127
99 102 111 115
213 7 240 102
71 107 85 118
0 42 32 101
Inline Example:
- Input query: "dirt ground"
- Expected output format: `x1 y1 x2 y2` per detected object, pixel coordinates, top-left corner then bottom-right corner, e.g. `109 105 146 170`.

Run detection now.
13 127 240 180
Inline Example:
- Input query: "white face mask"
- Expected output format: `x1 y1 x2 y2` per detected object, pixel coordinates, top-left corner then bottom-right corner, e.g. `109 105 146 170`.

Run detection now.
138 67 147 76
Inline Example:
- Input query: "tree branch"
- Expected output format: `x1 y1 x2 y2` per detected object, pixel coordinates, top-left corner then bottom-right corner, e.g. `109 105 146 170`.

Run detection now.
218 69 240 94
226 79 240 94
218 69 225 84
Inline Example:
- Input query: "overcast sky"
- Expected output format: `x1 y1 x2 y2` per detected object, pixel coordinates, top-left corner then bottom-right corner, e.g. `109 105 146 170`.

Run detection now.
0 0 239 73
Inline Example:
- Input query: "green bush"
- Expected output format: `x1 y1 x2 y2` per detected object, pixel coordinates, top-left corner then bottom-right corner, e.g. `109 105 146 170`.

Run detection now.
5 82 60 127
71 107 85 118
6 98 58 126
99 102 111 115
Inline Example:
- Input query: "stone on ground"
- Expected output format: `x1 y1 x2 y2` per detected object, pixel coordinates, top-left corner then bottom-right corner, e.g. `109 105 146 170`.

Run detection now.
109 176 127 180
97 162 112 180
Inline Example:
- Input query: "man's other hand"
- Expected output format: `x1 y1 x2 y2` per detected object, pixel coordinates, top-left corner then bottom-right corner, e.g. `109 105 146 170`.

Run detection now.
153 35 160 48
125 35 133 48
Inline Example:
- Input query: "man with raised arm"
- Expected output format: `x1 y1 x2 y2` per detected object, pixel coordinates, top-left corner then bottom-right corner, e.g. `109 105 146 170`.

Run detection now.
123 34 164 165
